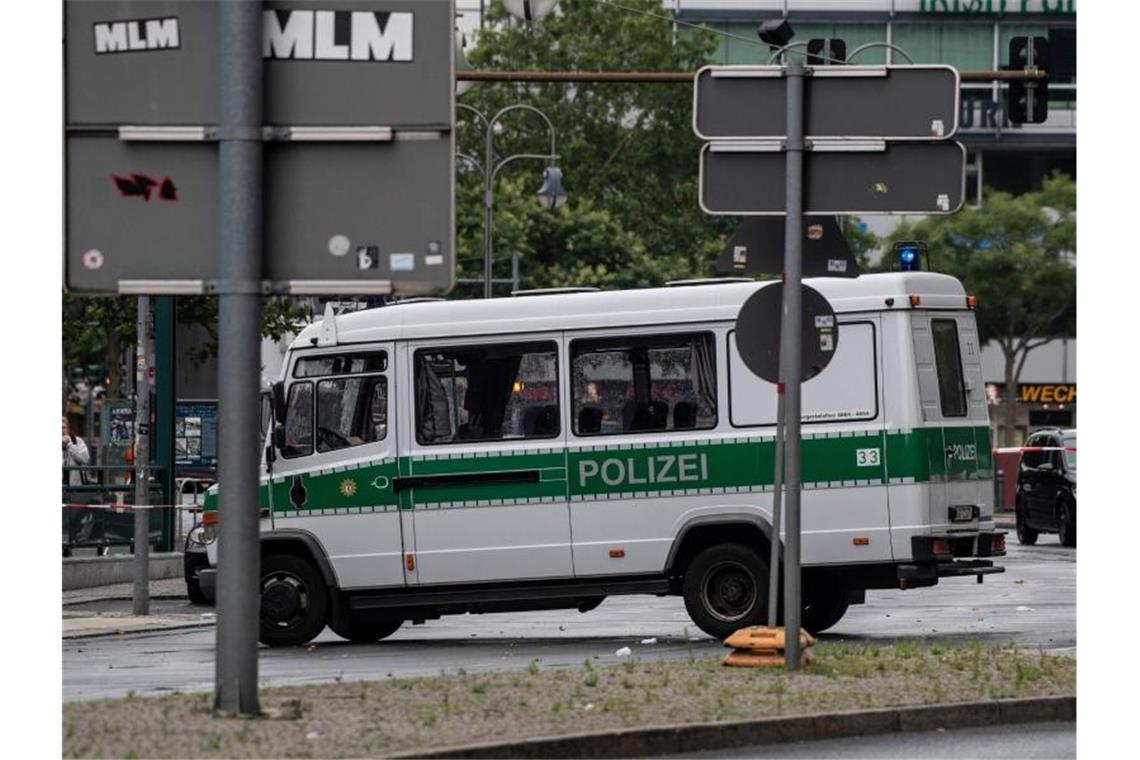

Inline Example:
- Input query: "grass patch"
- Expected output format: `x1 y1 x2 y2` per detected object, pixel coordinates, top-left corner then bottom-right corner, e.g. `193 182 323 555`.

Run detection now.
63 641 1074 758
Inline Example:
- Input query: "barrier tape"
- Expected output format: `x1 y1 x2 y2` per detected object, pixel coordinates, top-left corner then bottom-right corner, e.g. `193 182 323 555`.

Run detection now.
62 502 197 511
992 446 1076 454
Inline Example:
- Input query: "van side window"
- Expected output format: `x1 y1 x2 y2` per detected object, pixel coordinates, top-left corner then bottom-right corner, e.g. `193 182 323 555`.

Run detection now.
316 376 388 453
415 342 559 445
294 351 387 378
282 382 314 458
570 333 717 436
729 322 877 426
931 319 967 418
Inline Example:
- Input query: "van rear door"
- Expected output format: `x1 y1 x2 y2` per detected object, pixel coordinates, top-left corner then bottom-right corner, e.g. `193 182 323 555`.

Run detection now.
912 313 993 531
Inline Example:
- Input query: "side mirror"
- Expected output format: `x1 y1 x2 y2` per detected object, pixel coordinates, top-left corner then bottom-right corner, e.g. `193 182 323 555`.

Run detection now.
272 381 287 423
273 422 287 452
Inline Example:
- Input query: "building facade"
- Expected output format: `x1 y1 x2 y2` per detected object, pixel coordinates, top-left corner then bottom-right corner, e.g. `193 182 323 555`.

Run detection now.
674 0 1075 206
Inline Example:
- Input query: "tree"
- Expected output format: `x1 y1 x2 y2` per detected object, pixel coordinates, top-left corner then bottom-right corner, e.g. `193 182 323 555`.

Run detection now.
62 295 308 403
882 173 1076 445
455 0 733 295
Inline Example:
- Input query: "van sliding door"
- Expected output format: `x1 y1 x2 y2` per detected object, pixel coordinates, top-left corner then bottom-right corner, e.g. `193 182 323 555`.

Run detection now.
401 334 573 586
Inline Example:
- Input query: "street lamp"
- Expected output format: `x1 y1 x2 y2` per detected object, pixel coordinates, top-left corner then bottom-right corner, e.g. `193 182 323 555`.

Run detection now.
502 0 560 22
536 166 567 211
457 103 567 298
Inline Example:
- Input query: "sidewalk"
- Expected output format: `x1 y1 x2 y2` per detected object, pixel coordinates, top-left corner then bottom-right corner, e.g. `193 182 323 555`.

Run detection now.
62 577 216 639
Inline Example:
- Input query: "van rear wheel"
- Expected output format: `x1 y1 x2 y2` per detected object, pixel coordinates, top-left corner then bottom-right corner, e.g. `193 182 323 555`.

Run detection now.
682 543 769 640
259 554 329 647
801 586 849 634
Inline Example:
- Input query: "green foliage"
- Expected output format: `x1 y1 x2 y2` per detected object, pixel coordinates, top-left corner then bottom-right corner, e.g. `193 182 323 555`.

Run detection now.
455 0 734 295
62 294 309 395
881 173 1075 444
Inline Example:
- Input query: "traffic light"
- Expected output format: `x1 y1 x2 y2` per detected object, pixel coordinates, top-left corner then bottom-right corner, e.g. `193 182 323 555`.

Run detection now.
1007 36 1050 125
807 38 846 66
892 241 926 272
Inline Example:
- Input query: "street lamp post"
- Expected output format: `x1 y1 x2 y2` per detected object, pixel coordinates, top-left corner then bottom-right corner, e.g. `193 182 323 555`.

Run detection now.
457 103 565 298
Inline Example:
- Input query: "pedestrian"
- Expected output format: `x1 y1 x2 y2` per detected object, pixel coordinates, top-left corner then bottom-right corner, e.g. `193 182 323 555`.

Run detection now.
62 416 90 486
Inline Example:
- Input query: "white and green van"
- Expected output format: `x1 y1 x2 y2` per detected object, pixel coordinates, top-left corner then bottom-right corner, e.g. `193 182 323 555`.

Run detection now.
202 272 1005 646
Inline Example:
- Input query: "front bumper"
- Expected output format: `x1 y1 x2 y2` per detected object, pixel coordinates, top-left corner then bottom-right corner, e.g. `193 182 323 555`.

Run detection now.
198 567 217 604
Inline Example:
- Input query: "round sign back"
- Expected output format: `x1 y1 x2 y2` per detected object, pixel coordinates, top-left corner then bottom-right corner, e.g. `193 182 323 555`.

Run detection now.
734 282 839 384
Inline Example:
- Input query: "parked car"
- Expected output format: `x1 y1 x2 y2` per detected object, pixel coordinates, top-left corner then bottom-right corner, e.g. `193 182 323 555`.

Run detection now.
1015 428 1076 547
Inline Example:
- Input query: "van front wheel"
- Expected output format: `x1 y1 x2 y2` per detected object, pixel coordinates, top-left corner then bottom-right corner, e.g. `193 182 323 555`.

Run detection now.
330 615 403 644
259 554 329 647
682 543 769 640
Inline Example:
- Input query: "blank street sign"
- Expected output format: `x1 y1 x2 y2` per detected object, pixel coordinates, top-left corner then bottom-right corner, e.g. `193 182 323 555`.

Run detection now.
700 141 966 216
716 216 860 278
694 65 960 141
66 134 454 295
734 282 839 384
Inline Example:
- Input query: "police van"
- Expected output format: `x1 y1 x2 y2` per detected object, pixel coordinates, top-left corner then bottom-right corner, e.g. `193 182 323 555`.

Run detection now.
202 272 1005 646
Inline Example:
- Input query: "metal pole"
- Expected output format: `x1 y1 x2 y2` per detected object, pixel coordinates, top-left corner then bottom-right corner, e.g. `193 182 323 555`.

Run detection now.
779 57 806 670
483 121 495 299
511 251 520 294
767 391 785 627
214 0 263 717
132 295 151 616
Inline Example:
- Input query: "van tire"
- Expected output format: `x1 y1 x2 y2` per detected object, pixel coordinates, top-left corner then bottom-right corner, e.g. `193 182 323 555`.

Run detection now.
330 615 403 644
259 554 329 647
1015 500 1038 545
682 543 769 640
801 586 849 634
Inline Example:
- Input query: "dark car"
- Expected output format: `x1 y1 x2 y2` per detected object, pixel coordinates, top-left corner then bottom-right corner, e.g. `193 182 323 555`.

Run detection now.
1015 428 1076 547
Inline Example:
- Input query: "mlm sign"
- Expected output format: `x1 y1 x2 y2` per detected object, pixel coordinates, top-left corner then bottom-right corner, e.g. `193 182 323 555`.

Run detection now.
264 10 413 60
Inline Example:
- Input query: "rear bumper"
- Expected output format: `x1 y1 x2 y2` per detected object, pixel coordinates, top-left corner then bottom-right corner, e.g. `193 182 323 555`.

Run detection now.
898 531 1007 588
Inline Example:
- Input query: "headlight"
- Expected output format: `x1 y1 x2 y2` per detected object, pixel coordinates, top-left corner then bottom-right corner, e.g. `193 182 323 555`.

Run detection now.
187 524 217 546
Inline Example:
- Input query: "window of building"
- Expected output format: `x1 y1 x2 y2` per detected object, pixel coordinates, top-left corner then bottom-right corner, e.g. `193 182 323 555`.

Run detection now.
282 382 313 459
931 319 967 418
570 333 717 436
415 342 559 445
294 350 387 378
892 23 993 70
316 376 388 453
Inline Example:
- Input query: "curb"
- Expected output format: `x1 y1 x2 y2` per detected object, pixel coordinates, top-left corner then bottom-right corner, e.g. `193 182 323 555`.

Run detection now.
63 618 215 640
395 695 1075 759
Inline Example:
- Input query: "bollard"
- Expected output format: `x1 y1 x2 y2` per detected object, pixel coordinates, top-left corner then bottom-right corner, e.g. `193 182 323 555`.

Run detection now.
994 469 1005 511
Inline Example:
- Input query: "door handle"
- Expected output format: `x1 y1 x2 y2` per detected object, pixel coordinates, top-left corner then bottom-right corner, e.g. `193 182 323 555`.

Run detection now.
393 469 540 493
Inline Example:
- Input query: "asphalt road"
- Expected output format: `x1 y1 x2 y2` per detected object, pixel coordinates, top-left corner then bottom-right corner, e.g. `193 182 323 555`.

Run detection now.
62 540 1075 703
668 721 1076 759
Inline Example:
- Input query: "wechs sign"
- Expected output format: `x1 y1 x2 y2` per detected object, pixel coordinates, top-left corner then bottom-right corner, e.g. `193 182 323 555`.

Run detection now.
94 17 180 54
263 9 413 61
1018 383 1076 404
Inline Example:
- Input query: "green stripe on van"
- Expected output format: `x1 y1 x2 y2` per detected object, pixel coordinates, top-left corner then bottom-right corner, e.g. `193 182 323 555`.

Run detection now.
203 425 993 514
